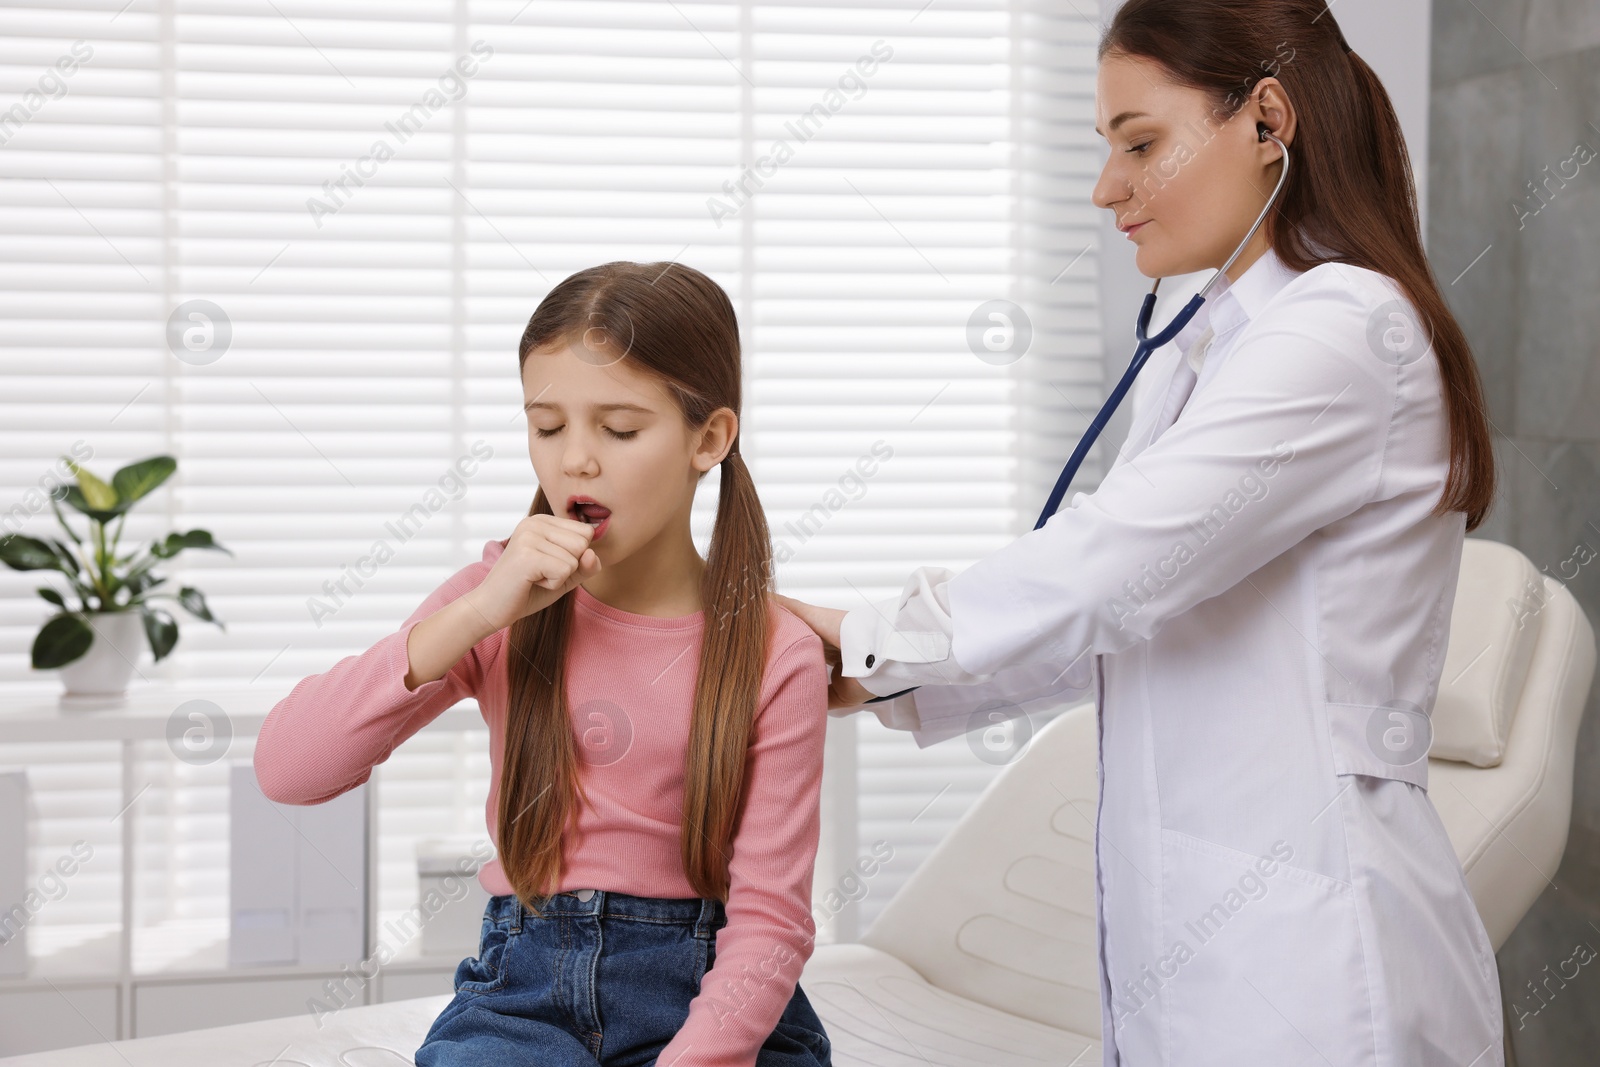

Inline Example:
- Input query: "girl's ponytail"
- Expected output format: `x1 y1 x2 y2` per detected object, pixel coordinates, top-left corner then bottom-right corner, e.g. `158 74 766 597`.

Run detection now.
682 444 773 901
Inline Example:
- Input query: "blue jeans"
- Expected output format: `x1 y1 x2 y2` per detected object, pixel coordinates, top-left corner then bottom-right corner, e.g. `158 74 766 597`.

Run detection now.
414 889 832 1067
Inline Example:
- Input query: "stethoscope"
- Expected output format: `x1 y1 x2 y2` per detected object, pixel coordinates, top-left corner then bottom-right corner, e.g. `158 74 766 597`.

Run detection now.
863 124 1291 706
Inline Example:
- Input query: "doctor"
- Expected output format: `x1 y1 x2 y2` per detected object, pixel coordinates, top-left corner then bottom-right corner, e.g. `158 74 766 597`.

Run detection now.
777 0 1505 1063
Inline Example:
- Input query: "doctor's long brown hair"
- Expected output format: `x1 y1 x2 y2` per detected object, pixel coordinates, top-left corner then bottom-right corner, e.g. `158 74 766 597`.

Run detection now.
496 262 773 916
1102 0 1496 530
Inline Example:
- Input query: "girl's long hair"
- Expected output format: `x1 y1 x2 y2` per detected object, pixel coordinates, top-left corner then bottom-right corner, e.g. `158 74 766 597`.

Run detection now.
1101 0 1496 529
496 262 773 916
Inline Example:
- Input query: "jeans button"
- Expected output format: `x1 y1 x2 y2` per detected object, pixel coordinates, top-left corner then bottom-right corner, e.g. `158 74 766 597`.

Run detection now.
573 888 595 901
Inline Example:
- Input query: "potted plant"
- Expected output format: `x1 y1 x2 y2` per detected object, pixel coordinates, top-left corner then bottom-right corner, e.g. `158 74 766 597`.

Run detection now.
0 454 230 698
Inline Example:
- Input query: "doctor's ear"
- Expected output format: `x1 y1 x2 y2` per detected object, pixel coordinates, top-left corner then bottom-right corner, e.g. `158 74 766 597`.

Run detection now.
1241 75 1292 151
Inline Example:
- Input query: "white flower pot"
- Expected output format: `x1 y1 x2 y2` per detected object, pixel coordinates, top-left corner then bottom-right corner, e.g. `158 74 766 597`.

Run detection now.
57 611 147 699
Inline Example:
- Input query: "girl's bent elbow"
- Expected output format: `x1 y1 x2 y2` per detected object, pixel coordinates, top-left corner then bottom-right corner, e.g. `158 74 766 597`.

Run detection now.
252 763 362 806
252 742 337 806
252 750 306 804
252 762 296 805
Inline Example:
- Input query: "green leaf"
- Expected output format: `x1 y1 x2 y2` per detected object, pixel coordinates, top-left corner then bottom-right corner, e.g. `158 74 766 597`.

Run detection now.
47 537 84 573
37 587 66 608
125 571 167 597
111 456 176 506
139 605 179 662
152 529 231 559
58 484 128 525
65 459 119 512
175 586 223 629
0 534 70 572
32 613 95 669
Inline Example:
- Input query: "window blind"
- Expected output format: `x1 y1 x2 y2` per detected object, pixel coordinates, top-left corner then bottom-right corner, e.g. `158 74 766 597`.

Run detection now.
0 0 1103 967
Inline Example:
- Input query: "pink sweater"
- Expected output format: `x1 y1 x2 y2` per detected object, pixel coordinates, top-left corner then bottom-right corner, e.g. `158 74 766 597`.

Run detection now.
254 537 830 1067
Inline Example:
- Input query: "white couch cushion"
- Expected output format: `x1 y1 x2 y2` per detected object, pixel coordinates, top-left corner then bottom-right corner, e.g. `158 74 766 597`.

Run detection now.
1429 563 1595 949
0 994 451 1066
804 942 1101 1065
1430 538 1543 766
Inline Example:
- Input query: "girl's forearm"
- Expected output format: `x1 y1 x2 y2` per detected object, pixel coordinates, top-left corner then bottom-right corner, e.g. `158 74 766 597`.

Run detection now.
404 592 499 690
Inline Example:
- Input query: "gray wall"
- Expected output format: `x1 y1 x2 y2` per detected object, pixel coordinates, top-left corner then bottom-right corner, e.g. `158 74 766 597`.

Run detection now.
1430 0 1600 1059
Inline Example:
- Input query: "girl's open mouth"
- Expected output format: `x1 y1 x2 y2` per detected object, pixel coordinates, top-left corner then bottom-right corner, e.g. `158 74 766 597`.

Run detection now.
567 497 612 542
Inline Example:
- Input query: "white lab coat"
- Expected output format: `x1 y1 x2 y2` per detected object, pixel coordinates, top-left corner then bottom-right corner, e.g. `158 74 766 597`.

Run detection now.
836 246 1505 1065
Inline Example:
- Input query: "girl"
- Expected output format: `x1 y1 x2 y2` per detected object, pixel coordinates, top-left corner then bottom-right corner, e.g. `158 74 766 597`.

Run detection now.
781 1 1506 1064
255 262 834 1067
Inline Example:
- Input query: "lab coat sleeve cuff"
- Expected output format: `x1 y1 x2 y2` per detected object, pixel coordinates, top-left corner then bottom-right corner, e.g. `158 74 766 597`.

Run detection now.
838 599 942 697
839 569 987 692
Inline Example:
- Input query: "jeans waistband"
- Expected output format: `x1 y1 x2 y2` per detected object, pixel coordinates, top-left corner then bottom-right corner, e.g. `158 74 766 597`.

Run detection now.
485 889 726 939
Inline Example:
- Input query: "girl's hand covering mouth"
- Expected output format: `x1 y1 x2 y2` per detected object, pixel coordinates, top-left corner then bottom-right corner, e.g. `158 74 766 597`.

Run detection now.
466 513 603 632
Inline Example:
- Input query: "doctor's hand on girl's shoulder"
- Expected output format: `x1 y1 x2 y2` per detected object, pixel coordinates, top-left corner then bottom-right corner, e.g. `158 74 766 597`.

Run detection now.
772 594 875 712
467 515 603 632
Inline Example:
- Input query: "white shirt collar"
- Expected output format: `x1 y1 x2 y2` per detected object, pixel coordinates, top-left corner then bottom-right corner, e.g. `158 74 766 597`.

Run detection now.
1173 245 1305 370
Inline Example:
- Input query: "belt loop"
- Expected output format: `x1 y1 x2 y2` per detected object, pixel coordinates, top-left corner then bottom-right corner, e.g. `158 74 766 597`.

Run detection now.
694 897 719 940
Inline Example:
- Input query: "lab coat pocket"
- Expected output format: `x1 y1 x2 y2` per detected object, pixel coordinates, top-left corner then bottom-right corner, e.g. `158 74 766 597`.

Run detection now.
1152 829 1372 1066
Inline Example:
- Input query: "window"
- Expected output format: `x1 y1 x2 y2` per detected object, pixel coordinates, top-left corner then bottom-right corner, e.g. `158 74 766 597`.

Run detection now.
0 0 1102 963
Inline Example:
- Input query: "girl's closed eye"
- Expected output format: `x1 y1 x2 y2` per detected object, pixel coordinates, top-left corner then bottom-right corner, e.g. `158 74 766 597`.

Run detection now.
1127 141 1153 155
534 425 640 440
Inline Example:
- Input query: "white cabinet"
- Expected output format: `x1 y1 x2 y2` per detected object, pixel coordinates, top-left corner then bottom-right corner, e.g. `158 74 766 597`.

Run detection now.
0 684 483 1055
0 770 29 979
0 982 119 1058
228 765 367 968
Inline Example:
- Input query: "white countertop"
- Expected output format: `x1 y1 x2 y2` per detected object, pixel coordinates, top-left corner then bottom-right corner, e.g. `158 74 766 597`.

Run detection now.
0 683 482 743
